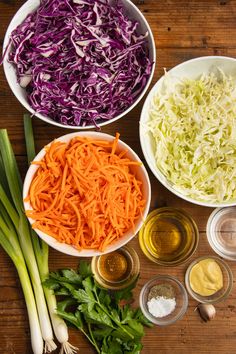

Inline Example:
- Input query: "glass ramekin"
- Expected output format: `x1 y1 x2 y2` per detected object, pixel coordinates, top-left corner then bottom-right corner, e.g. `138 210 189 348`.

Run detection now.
139 275 188 326
185 255 233 304
207 207 236 261
139 207 199 266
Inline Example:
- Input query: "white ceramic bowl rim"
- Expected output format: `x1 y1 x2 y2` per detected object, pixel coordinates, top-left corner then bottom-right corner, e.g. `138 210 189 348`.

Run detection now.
23 131 151 256
3 0 156 130
139 55 236 208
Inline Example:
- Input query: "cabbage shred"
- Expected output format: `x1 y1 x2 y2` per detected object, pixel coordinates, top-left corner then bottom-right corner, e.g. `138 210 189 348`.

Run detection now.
147 71 236 203
9 0 152 127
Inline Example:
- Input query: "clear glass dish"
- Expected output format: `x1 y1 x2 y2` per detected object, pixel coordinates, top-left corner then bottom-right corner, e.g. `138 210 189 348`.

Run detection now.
207 207 236 261
91 245 140 290
139 275 188 326
185 255 233 304
139 207 199 266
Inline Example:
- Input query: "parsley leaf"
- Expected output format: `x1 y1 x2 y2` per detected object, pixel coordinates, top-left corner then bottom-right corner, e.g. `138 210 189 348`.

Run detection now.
45 261 152 354
113 277 138 303
79 260 93 278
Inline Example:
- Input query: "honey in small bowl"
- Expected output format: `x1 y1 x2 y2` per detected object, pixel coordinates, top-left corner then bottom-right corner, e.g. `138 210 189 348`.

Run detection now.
91 246 140 289
139 207 199 266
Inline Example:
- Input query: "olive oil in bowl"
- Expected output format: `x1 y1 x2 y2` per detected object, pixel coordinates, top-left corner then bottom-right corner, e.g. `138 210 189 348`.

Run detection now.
139 208 199 265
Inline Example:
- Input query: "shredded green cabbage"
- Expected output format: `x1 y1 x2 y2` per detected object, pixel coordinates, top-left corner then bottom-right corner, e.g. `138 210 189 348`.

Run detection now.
146 70 236 203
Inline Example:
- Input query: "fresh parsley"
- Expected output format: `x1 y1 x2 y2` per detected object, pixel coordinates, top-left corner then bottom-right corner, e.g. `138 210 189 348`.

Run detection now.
44 261 152 353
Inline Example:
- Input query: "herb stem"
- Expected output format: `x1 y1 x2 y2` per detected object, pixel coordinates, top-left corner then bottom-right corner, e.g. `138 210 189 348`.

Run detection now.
88 323 101 354
95 298 134 340
76 325 100 353
93 288 130 337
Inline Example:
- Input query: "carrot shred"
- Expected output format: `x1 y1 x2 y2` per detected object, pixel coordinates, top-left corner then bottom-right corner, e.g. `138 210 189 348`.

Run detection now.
26 134 145 251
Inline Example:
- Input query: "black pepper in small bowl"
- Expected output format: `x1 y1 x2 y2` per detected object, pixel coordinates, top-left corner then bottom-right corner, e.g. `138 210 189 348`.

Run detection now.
148 283 175 301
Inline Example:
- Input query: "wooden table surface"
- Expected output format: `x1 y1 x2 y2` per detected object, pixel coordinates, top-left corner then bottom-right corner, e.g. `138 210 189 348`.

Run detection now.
1 1 236 353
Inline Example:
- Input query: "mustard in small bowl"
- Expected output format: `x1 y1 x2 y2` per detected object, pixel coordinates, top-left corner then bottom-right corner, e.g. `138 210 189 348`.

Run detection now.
185 255 233 304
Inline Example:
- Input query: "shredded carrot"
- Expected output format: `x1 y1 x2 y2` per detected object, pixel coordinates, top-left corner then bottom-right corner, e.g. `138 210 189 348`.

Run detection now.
26 133 145 252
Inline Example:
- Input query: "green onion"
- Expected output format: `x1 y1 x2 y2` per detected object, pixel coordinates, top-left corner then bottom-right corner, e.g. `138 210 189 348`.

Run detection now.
0 170 43 354
23 114 36 165
0 128 56 353
23 114 77 354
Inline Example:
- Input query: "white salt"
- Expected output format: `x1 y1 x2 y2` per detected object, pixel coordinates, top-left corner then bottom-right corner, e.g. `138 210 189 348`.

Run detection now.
147 296 176 318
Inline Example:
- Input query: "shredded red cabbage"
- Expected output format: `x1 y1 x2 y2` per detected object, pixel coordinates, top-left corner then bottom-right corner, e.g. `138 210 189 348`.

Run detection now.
8 0 153 127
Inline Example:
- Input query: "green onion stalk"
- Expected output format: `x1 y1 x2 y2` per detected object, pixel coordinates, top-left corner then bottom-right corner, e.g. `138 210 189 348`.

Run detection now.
0 204 43 354
23 115 77 354
0 129 56 354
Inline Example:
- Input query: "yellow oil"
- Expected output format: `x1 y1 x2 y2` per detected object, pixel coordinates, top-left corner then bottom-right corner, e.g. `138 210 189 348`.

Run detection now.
149 218 182 258
139 208 198 264
98 250 129 282
91 246 140 290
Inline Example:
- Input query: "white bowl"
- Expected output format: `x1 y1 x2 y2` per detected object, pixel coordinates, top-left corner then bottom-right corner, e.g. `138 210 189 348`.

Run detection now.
3 0 156 130
140 56 236 208
23 131 151 256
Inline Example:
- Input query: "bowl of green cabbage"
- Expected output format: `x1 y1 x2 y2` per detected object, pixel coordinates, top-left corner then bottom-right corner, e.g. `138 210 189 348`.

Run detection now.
140 56 236 207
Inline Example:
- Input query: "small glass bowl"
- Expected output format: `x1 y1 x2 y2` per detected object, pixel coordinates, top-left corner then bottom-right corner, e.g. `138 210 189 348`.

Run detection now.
139 207 199 266
185 256 233 304
207 207 236 261
139 275 188 326
91 245 140 290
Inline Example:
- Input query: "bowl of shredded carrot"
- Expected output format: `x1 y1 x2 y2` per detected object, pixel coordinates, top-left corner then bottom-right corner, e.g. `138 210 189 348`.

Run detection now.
23 132 151 256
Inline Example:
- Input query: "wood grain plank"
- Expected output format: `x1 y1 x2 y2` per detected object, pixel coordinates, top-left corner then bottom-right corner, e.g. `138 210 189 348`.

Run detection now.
1 1 236 354
133 0 236 49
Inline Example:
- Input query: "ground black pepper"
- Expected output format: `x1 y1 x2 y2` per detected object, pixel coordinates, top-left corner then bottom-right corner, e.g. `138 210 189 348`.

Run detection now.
148 283 175 301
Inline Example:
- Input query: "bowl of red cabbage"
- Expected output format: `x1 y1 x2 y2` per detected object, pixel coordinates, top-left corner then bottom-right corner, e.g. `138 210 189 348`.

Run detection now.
140 56 236 207
2 0 155 129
